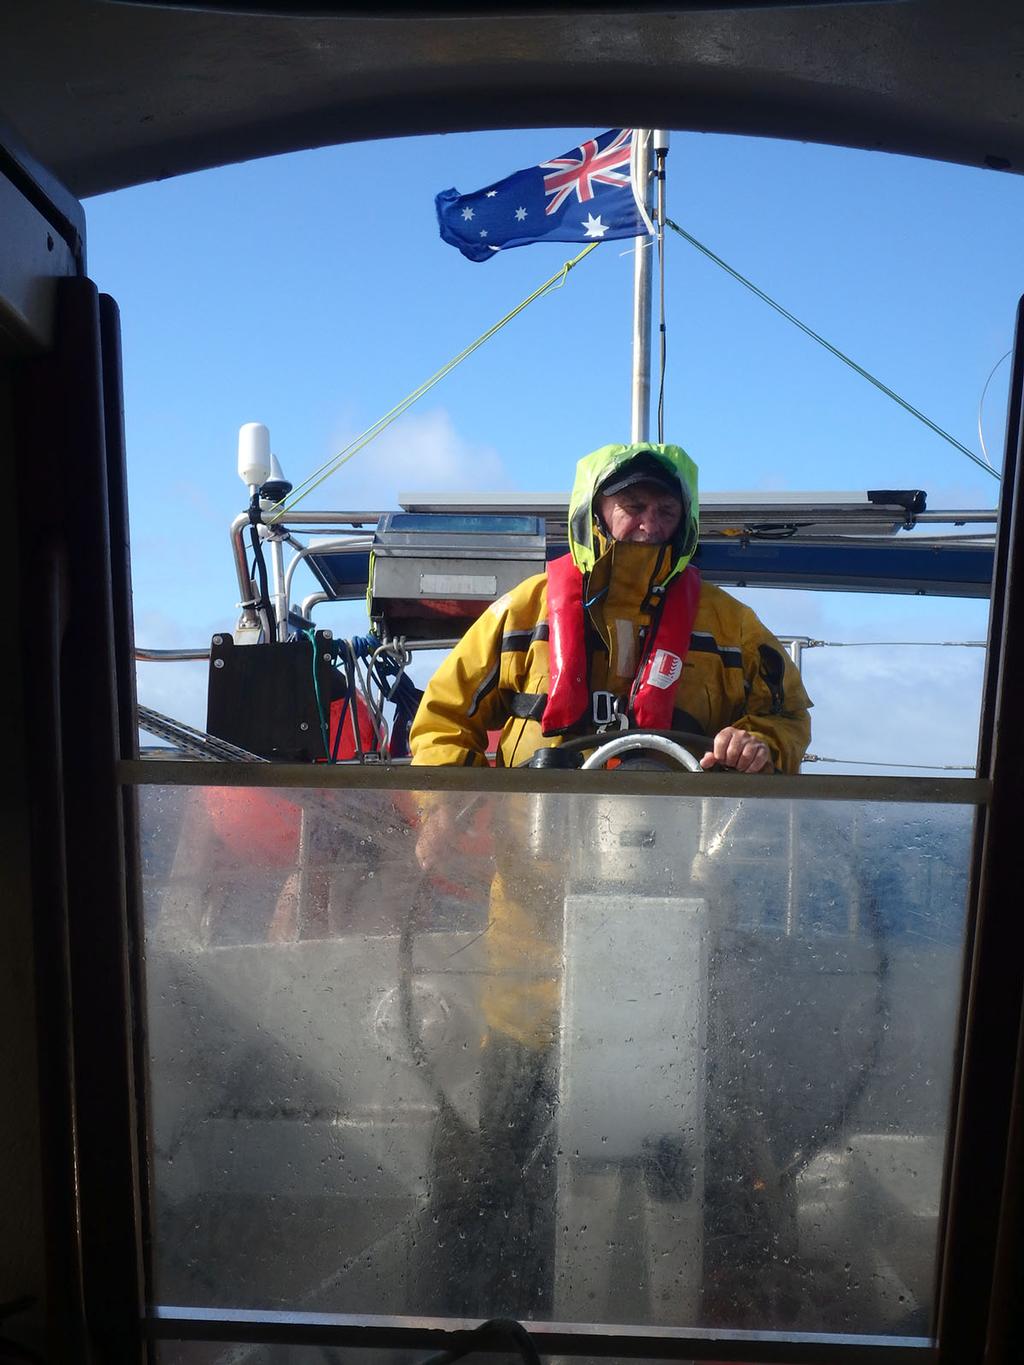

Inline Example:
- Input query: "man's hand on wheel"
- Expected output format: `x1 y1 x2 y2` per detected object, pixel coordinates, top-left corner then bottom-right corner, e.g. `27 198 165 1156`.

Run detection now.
700 726 775 773
415 796 495 879
415 802 457 872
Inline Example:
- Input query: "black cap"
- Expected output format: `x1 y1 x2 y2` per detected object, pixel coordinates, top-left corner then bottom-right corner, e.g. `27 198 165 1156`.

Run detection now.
597 452 683 501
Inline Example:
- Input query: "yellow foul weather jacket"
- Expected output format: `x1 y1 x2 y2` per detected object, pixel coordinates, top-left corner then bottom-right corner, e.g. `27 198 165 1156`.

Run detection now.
409 539 811 773
408 443 812 1046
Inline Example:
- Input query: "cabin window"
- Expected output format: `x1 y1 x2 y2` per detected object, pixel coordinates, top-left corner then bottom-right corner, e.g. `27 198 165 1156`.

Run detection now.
137 776 975 1353
84 129 1021 1360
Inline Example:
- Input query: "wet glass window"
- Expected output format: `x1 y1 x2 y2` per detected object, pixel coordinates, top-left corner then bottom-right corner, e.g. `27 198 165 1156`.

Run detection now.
141 784 969 1340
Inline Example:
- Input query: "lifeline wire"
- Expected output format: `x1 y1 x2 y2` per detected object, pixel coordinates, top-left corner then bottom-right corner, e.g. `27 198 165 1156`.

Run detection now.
665 218 1000 482
268 242 600 519
804 755 976 771
807 639 986 648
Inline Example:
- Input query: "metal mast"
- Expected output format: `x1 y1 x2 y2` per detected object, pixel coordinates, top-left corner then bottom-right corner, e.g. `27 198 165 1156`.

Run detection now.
629 129 669 444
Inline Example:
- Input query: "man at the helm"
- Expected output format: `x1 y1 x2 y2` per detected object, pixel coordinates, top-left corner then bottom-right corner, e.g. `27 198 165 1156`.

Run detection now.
406 441 812 1318
410 441 811 781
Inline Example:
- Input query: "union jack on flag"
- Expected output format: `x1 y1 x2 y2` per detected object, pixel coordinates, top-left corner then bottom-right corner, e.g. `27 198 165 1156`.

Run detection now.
541 128 633 215
435 128 653 263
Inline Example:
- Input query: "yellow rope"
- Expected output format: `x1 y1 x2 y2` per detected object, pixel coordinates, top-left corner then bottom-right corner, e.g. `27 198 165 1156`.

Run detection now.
268 241 601 520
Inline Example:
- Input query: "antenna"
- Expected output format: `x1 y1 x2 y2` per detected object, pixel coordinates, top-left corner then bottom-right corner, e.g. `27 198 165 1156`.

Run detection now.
238 422 271 493
261 452 293 504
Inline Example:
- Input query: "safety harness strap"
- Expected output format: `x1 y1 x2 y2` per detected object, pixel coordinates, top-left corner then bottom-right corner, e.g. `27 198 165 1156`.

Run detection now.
541 553 702 736
542 554 589 735
632 565 702 729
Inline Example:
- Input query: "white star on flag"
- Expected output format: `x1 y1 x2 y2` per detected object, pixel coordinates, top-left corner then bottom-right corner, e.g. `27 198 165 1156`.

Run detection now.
514 207 528 222
480 229 488 237
581 213 609 238
485 190 498 198
461 206 474 221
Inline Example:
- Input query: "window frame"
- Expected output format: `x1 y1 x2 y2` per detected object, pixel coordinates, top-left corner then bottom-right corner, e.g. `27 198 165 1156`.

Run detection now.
23 241 1024 1365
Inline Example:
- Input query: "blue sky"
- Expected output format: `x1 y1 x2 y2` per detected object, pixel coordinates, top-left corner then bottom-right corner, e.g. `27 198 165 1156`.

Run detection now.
84 128 1021 772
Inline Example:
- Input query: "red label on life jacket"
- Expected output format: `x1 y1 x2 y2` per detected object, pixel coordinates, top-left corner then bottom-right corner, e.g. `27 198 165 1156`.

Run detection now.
647 648 683 689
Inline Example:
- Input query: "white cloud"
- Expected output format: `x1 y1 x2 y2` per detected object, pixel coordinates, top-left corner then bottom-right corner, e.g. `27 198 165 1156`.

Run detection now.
136 660 209 736
134 608 215 649
800 641 984 774
726 587 832 638
316 407 508 507
133 609 221 738
915 475 1001 509
725 588 987 774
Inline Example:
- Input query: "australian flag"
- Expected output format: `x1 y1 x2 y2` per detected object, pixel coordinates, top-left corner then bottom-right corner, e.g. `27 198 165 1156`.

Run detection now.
436 128 654 263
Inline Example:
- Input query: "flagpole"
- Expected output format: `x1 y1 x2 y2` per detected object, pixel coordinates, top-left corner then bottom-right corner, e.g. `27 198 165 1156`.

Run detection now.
630 131 654 443
654 129 669 443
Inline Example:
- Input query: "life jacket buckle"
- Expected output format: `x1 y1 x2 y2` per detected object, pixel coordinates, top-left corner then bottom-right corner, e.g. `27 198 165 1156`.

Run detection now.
592 691 627 730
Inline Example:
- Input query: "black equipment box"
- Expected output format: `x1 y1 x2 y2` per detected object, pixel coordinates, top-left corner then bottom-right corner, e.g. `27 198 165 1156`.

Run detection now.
206 632 340 763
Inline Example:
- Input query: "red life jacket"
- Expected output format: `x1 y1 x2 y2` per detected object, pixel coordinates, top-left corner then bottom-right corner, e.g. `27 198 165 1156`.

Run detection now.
542 552 702 736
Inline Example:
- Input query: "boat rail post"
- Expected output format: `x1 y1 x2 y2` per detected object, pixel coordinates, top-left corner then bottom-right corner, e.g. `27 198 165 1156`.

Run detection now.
230 511 261 634
269 532 288 642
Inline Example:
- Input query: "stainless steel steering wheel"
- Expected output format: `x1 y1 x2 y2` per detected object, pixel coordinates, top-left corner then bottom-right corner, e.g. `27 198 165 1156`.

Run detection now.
579 731 705 773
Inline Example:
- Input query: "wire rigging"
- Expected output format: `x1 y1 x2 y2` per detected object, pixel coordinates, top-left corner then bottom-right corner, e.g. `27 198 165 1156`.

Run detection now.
664 217 1000 482
266 206 998 523
268 242 600 518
